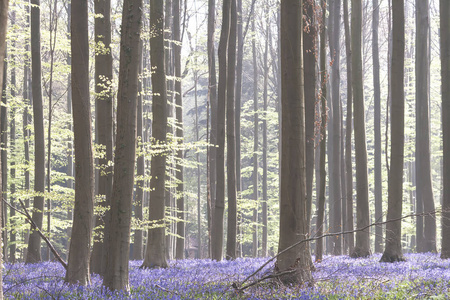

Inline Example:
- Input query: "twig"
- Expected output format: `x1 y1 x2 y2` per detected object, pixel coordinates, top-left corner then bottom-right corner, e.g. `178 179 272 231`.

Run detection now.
233 209 441 292
154 284 180 296
10 198 68 270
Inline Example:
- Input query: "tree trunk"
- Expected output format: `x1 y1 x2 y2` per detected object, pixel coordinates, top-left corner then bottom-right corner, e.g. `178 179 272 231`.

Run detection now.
132 43 144 261
441 0 450 259
226 0 237 260
303 0 316 237
350 0 371 258
1 47 7 264
380 0 405 263
373 0 383 254
173 0 185 260
211 0 230 261
0 2 6 294
207 0 217 259
415 0 436 254
26 0 45 264
9 11 16 262
91 0 114 275
65 0 94 285
315 0 327 262
343 0 354 255
103 0 142 289
142 0 169 268
277 0 313 285
251 16 258 258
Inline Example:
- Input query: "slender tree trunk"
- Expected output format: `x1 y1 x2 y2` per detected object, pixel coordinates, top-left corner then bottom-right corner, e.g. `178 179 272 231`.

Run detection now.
65 0 94 285
343 0 354 255
303 0 316 237
316 0 327 262
251 16 258 258
373 0 383 254
350 0 371 258
9 12 16 262
142 0 169 268
0 1 6 294
415 0 436 253
211 0 230 261
132 43 144 261
173 0 185 260
26 0 45 264
380 0 405 263
277 0 313 285
207 0 217 259
329 0 342 255
91 0 114 275
1 47 7 264
226 0 237 260
441 0 450 259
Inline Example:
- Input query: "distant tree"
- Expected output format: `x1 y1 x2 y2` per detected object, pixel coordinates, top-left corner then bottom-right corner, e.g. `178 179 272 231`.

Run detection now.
9 10 16 263
440 0 450 260
0 0 7 296
276 0 313 285
103 0 142 289
173 0 185 260
251 15 258 258
380 0 405 263
91 0 113 275
211 0 230 261
350 0 371 258
415 0 436 253
1 40 8 264
65 0 94 285
373 0 383 254
26 0 46 264
142 0 169 268
343 0 354 254
315 0 327 262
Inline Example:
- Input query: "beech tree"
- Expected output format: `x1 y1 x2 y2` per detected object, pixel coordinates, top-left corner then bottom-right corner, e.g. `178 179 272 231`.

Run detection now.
381 0 405 263
142 0 169 268
65 0 94 285
276 0 313 285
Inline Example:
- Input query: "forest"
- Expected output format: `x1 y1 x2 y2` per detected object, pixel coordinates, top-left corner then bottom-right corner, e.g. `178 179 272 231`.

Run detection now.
0 0 449 298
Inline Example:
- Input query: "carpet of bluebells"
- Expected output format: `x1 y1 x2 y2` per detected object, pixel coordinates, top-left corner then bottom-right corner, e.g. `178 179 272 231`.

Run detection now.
3 253 450 299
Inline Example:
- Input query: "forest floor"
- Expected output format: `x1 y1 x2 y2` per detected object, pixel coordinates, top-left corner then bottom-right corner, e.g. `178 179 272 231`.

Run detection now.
3 253 450 299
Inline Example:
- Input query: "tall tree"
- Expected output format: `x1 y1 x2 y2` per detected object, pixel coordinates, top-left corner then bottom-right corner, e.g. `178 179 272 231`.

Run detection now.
277 0 313 285
0 2 7 295
211 0 230 261
103 0 142 289
415 0 436 253
350 0 371 258
329 0 342 255
343 0 354 254
9 10 16 263
226 0 237 260
251 15 258 258
1 44 7 263
26 0 46 264
207 0 217 258
441 0 450 259
65 0 94 285
142 0 169 268
91 0 114 275
380 0 405 263
373 0 383 254
174 0 185 260
315 0 327 262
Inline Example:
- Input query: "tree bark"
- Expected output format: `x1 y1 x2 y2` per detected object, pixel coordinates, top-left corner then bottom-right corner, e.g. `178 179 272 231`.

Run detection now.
380 0 405 263
142 0 169 268
0 2 6 296
251 16 258 258
441 0 450 259
91 0 114 275
350 0 371 258
26 0 45 264
277 0 313 285
1 46 7 263
373 0 383 254
211 0 230 261
415 0 436 253
65 0 94 285
9 11 16 262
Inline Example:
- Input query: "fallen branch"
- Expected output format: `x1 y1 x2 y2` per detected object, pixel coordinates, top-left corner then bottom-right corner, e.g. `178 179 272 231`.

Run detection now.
5 198 68 270
233 209 441 292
